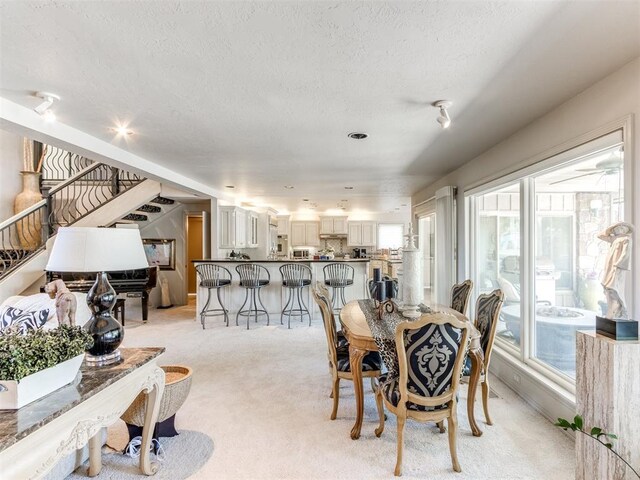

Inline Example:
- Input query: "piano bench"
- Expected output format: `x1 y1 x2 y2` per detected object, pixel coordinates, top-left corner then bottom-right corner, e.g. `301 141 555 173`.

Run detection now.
114 298 126 326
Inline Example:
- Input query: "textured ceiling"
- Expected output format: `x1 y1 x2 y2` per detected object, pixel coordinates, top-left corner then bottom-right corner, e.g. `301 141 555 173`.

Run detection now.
1 1 639 213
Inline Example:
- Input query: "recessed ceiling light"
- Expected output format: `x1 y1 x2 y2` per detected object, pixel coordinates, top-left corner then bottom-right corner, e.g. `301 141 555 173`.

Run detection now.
225 185 235 189
302 198 309 202
344 186 354 190
401 204 407 207
284 185 294 189
348 132 368 140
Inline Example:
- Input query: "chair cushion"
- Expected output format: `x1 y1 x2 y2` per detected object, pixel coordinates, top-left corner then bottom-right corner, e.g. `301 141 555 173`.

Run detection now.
200 279 231 288
337 350 382 373
239 280 269 287
336 330 349 355
379 374 449 412
324 279 354 287
282 279 311 287
461 356 472 376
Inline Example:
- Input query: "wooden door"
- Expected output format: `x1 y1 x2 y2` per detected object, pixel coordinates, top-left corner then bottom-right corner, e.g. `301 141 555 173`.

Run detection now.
187 216 204 294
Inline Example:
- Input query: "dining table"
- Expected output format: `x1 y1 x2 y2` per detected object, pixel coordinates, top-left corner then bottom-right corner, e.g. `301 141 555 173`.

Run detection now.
339 300 485 440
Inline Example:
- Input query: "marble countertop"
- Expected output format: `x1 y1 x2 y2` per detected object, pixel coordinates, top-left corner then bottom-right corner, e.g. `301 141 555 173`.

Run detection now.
192 259 370 263
0 347 164 453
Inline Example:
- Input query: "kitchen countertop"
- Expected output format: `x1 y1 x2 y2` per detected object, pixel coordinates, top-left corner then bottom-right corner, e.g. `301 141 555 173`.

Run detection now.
192 259 370 263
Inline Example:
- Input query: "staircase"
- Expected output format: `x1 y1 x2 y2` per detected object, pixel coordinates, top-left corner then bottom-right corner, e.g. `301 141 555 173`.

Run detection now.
112 196 177 228
0 145 165 295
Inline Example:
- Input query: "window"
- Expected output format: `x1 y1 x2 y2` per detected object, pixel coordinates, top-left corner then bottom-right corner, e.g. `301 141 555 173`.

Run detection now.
377 223 404 249
468 132 625 384
474 184 521 352
419 214 436 304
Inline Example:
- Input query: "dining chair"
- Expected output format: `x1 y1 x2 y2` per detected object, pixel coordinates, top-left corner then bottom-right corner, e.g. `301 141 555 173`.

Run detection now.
374 312 470 476
462 289 504 426
450 279 473 316
312 282 382 420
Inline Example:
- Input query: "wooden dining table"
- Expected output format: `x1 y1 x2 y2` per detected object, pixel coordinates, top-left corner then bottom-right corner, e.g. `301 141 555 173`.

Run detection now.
339 300 485 440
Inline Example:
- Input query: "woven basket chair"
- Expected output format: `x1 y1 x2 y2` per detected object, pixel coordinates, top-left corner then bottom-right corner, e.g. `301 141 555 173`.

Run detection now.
121 365 193 426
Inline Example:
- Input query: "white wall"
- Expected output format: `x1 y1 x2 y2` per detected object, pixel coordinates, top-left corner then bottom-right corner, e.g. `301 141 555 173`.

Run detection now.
411 57 640 422
0 130 24 222
140 201 210 307
413 57 640 318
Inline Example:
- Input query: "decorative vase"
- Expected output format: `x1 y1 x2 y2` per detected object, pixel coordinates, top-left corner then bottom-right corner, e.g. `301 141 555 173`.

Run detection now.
13 171 43 250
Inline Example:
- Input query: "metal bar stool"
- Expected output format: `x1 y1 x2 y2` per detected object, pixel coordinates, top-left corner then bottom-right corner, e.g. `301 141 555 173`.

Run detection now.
236 264 271 329
196 264 232 329
323 263 354 312
279 263 312 329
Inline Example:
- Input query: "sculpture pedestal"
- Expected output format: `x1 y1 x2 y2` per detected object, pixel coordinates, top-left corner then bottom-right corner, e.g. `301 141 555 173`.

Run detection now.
576 331 640 479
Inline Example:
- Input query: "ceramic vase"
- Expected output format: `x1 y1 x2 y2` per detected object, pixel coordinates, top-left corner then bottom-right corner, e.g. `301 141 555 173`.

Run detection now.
13 171 43 250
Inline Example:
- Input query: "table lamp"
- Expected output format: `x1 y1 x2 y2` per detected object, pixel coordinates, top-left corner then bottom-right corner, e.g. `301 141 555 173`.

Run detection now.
46 227 149 366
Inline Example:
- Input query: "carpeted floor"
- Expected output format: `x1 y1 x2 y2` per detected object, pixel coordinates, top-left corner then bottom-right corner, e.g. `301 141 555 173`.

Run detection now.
72 299 574 480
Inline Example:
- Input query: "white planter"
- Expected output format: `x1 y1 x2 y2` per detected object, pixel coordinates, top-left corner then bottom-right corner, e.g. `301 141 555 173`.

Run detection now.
0 354 84 410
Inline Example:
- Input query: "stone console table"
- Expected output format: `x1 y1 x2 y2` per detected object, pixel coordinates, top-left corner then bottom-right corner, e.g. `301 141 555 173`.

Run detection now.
576 331 639 480
0 348 165 479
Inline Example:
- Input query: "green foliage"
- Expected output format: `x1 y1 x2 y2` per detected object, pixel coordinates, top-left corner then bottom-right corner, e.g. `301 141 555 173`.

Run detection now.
555 415 639 478
0 326 93 381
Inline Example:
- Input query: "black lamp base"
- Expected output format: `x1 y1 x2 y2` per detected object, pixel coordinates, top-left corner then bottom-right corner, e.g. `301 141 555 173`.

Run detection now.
85 272 124 366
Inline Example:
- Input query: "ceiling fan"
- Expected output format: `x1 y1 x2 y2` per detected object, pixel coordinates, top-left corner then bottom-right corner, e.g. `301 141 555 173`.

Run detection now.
550 154 623 186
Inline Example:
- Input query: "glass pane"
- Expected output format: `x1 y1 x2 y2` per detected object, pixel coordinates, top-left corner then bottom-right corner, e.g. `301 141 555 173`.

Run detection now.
419 215 436 304
533 145 624 378
475 184 521 351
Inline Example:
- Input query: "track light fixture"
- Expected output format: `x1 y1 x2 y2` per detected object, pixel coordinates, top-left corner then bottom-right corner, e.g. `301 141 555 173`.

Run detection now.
434 100 452 129
34 92 60 121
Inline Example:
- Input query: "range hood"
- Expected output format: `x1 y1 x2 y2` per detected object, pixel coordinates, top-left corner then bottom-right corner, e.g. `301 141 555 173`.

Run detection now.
319 234 347 239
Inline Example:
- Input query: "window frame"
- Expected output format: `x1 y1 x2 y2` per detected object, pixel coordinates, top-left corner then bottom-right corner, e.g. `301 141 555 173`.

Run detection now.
465 125 630 393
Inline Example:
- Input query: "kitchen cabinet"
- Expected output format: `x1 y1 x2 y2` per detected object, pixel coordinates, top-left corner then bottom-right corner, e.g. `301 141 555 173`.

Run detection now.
277 215 290 236
219 206 249 248
290 221 320 246
247 211 259 248
348 221 377 247
320 216 348 235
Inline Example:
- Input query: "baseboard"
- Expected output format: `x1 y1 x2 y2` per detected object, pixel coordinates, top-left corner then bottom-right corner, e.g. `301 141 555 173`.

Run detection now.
490 350 576 425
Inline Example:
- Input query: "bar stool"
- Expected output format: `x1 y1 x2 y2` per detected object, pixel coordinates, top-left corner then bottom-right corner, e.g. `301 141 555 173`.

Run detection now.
196 264 232 329
236 264 271 329
279 263 312 329
323 263 354 312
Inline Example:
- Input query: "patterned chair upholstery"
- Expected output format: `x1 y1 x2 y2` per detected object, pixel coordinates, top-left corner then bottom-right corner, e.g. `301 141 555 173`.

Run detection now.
374 312 470 476
312 282 382 421
450 279 473 316
461 289 504 426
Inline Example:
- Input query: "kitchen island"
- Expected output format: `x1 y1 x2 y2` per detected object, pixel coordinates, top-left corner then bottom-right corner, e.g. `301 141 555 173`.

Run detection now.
192 259 370 324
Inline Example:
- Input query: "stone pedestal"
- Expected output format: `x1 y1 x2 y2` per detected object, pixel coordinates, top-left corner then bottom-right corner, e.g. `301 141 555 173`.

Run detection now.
576 331 640 480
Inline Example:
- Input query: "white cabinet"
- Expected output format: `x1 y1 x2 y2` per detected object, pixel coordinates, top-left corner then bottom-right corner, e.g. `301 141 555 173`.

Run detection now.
247 212 259 248
219 206 250 248
290 221 320 246
277 215 290 236
348 221 377 247
320 216 348 235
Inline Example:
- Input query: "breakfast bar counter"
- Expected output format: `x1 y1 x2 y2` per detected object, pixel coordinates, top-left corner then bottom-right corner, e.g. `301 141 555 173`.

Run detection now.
192 259 370 323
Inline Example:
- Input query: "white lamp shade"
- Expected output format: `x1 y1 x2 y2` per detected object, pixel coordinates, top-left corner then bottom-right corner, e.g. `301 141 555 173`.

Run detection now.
46 227 149 272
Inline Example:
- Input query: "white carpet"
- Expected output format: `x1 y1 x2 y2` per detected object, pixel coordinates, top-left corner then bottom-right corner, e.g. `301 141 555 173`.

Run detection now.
70 300 574 480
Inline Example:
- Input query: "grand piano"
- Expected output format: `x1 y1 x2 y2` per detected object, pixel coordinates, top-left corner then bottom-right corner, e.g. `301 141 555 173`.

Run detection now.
45 266 158 322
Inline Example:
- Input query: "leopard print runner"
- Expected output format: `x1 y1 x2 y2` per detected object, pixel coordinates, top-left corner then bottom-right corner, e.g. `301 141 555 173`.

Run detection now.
357 300 433 378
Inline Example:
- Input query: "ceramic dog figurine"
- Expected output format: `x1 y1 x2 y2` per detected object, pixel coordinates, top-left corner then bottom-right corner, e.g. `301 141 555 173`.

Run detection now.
44 279 77 327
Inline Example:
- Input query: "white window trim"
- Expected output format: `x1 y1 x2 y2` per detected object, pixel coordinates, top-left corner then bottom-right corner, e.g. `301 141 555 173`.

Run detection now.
465 118 632 392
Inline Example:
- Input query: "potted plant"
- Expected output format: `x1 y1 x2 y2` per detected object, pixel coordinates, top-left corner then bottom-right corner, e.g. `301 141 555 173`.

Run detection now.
0 326 93 409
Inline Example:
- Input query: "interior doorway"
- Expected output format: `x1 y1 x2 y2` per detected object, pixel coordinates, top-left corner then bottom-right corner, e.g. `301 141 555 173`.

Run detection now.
187 215 204 295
